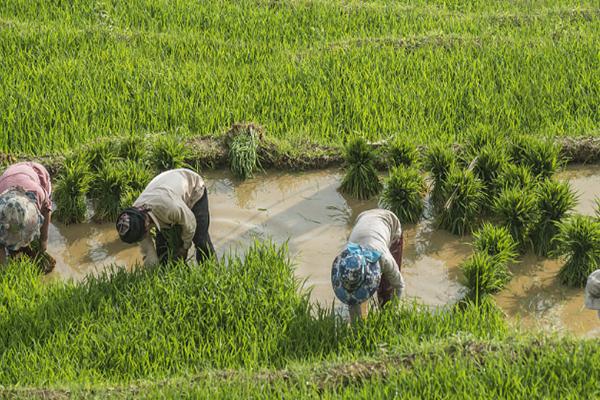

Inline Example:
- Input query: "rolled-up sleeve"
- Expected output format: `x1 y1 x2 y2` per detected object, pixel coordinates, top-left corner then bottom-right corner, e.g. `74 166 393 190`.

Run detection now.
379 251 404 289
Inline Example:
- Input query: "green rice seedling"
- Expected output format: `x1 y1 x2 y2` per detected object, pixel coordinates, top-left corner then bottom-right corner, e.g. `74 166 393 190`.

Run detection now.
509 136 560 179
472 223 518 266
388 137 419 168
151 136 191 172
120 159 154 192
495 163 535 191
493 187 540 251
85 141 117 172
379 165 426 224
553 216 600 287
438 167 485 235
53 158 91 224
471 144 509 204
339 137 382 200
119 188 142 210
119 134 147 161
424 141 456 207
229 128 260 180
91 163 127 222
531 180 577 257
461 252 511 302
459 128 500 166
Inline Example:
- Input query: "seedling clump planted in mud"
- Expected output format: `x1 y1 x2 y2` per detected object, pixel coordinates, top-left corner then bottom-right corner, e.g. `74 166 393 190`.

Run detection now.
380 165 426 224
53 157 91 224
438 167 485 236
461 252 511 302
339 137 382 200
387 138 419 168
508 135 560 180
495 163 535 191
553 215 600 287
424 141 456 208
85 141 117 172
228 125 260 180
472 223 518 266
151 136 190 172
91 163 127 222
493 187 540 251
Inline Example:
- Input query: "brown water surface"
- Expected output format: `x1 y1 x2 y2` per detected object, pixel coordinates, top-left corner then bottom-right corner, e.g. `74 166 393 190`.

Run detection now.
39 165 600 336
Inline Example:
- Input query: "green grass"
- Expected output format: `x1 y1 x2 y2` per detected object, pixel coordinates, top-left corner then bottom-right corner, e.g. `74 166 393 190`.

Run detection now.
0 1 598 155
553 215 600 287
379 165 425 224
339 136 381 199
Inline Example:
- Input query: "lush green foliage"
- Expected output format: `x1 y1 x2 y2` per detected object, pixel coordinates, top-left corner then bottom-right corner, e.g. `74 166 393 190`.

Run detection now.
387 138 419 168
532 179 577 256
424 141 456 206
118 134 146 162
472 223 518 266
493 187 540 251
471 144 508 198
52 158 90 224
509 136 561 179
1 1 598 154
0 242 508 386
228 128 260 180
553 216 600 287
461 252 511 301
85 141 117 172
151 136 190 172
380 165 425 224
339 137 381 199
438 168 485 235
495 163 535 191
91 163 127 222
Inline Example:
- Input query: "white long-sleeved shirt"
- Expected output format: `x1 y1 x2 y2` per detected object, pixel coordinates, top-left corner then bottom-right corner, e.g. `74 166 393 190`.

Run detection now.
348 209 404 289
133 169 206 264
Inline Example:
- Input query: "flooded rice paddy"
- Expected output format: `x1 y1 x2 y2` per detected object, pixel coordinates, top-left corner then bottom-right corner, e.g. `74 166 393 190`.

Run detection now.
43 165 600 337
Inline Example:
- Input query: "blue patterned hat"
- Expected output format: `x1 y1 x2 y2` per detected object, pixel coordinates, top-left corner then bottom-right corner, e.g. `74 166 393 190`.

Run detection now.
0 189 43 251
331 242 382 306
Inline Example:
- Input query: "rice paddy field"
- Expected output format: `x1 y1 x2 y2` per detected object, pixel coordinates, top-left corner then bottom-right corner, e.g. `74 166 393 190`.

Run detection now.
1 0 600 398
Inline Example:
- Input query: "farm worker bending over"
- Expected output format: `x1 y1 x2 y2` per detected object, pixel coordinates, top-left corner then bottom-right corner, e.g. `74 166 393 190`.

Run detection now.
0 162 54 266
585 270 600 319
116 168 215 265
331 209 404 321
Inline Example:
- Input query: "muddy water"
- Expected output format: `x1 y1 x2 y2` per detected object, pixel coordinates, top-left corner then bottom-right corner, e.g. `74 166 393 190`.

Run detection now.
43 165 600 336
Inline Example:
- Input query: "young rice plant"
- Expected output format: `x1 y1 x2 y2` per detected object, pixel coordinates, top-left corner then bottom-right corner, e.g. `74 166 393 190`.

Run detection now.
379 165 426 224
53 158 91 224
339 137 382 200
91 163 127 222
229 128 260 180
387 138 419 168
424 141 456 207
493 187 540 251
461 252 511 302
151 136 190 172
438 167 485 236
472 223 518 266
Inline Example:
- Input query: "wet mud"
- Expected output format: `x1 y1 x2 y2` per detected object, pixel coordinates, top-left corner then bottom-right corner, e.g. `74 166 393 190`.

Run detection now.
39 165 600 336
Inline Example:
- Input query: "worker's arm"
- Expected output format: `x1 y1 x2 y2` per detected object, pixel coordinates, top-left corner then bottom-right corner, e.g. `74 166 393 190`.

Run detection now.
379 252 405 296
139 235 159 267
167 202 197 251
39 209 51 251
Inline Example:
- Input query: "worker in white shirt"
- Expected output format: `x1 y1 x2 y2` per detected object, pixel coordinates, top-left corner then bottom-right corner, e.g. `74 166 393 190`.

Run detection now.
116 168 215 265
331 209 405 321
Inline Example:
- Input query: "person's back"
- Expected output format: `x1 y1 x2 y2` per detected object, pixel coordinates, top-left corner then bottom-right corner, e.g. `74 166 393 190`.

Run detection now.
134 169 205 212
348 209 401 255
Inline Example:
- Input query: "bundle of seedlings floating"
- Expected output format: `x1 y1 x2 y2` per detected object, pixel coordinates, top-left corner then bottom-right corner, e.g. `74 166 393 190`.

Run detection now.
553 215 600 287
379 165 426 224
53 157 91 224
119 134 146 162
151 135 191 172
438 167 484 235
339 136 382 200
461 252 511 303
472 223 518 266
85 140 117 172
424 141 456 207
531 180 577 257
387 137 419 168
90 163 127 222
509 135 560 179
227 123 262 180
495 163 535 191
493 187 540 252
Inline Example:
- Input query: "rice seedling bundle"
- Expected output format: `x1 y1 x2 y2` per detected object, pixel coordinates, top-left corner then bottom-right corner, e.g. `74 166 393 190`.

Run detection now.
91 163 127 222
493 187 540 251
119 134 147 162
379 165 426 224
495 164 535 191
471 144 509 202
228 127 260 180
53 158 91 224
120 159 154 192
438 167 485 235
388 138 419 168
339 137 382 200
461 252 511 301
509 136 560 179
472 223 518 266
151 136 190 172
424 141 456 207
85 141 117 172
532 180 577 256
553 215 600 287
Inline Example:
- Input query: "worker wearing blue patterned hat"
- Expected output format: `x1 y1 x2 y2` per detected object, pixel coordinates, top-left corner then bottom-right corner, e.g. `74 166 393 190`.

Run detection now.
331 209 404 321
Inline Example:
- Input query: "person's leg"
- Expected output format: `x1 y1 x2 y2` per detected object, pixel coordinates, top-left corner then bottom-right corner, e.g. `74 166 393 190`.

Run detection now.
377 233 404 307
191 191 215 263
154 230 170 265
